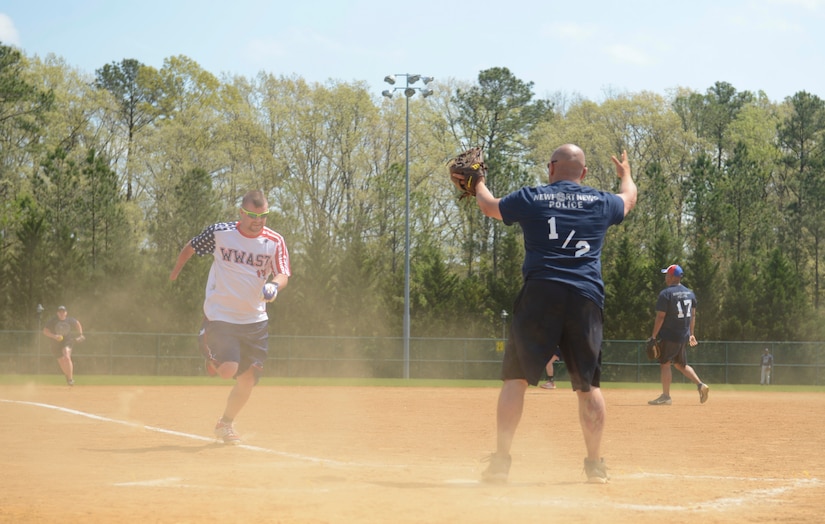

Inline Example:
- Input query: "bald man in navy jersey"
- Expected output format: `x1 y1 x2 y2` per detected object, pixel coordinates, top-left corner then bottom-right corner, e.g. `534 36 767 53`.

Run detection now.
474 144 636 484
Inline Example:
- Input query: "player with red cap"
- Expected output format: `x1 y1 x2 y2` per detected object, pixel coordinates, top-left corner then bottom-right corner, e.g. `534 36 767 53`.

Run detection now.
647 264 709 405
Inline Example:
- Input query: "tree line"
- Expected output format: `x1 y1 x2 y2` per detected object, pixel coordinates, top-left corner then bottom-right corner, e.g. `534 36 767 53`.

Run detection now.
1 42 824 342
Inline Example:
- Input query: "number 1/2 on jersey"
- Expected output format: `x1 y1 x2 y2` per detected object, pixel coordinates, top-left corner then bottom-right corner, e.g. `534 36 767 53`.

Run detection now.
548 216 590 257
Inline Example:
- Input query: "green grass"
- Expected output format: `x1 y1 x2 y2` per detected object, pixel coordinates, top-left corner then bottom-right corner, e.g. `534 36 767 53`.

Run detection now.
0 374 501 387
2 374 825 392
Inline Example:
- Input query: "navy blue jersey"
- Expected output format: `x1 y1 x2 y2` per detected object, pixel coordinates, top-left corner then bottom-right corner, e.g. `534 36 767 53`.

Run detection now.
656 284 697 342
499 180 625 308
45 315 80 337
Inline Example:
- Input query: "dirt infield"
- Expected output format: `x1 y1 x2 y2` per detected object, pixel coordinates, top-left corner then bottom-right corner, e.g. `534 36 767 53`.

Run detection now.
2 383 823 523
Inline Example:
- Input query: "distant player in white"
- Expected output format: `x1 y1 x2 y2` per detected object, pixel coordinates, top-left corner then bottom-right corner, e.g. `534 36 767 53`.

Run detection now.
760 348 774 385
170 190 291 444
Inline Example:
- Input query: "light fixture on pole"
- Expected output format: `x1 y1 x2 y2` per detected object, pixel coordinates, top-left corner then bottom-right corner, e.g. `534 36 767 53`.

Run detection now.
382 73 434 379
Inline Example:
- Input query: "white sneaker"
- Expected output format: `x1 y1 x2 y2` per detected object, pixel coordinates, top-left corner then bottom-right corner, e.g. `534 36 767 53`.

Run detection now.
584 457 610 484
214 420 241 445
481 453 511 483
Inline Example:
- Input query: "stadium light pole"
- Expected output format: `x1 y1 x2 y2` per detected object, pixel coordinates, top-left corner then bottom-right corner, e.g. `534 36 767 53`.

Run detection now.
382 74 434 379
36 303 44 374
500 309 508 341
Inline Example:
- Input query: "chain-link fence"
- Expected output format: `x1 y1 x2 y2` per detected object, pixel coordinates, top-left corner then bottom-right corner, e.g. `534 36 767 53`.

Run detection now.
1 331 823 384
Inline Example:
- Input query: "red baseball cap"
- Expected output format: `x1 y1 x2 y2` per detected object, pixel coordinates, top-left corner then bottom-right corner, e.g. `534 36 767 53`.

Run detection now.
661 264 684 277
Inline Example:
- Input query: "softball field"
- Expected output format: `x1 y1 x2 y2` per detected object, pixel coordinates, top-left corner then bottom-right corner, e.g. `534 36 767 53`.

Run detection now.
2 383 823 523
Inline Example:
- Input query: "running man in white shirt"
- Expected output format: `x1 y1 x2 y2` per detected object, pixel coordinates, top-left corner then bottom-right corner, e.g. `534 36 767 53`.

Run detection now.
170 190 291 444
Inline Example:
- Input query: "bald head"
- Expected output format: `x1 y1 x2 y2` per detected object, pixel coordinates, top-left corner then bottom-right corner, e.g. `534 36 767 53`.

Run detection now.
549 144 587 182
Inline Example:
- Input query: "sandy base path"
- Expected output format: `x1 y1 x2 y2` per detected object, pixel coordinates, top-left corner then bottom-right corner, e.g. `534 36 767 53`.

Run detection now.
2 384 823 523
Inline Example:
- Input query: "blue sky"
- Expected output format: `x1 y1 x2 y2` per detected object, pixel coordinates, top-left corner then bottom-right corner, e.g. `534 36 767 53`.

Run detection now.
1 0 824 103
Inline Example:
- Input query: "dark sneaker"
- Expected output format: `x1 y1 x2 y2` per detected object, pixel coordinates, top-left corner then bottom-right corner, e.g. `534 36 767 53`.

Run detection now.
481 452 511 483
648 394 672 405
698 383 709 404
583 457 609 484
214 419 241 445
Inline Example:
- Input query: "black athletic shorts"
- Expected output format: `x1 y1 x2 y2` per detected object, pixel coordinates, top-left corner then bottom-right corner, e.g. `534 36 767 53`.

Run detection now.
500 280 603 391
658 339 688 367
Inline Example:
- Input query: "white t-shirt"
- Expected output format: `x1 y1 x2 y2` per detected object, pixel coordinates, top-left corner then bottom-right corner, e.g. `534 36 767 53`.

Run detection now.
191 222 291 324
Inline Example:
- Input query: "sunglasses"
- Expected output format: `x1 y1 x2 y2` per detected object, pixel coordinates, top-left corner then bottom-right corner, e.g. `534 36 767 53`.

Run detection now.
241 208 270 219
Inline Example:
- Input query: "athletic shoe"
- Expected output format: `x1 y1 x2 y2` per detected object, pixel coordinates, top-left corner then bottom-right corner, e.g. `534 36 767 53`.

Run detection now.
648 394 672 405
698 383 710 404
583 457 610 484
540 380 556 390
66 378 74 387
480 452 511 483
214 419 241 445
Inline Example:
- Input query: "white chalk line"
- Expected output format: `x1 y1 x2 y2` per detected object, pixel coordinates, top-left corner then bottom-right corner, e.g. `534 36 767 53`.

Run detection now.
499 475 822 512
111 476 352 494
1 398 385 468
616 472 821 512
4 398 821 513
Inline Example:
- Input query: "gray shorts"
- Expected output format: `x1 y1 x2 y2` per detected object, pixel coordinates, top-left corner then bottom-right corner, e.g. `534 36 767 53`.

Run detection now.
205 320 268 378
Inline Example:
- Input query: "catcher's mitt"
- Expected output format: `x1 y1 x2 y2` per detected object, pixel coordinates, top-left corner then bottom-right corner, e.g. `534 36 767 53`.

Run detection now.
448 147 487 198
646 337 661 361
